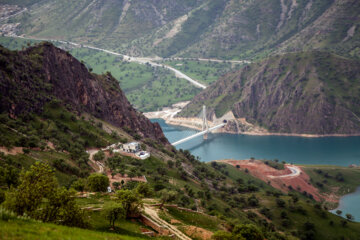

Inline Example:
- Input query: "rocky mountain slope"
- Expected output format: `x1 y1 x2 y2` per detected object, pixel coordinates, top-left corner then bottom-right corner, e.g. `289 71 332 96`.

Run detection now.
4 0 358 59
0 42 167 143
175 0 360 60
5 0 203 55
179 51 360 135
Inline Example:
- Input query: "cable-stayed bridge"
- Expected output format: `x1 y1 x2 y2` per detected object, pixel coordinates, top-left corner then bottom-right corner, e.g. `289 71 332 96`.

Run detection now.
172 106 226 146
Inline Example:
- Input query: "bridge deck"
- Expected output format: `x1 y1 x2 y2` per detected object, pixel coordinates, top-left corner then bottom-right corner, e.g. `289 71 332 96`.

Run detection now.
172 123 226 146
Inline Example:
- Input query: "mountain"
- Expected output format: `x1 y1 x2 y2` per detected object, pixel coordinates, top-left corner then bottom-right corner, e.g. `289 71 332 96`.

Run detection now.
1 44 360 240
172 0 360 60
0 42 167 143
179 51 360 135
6 0 203 54
5 0 359 59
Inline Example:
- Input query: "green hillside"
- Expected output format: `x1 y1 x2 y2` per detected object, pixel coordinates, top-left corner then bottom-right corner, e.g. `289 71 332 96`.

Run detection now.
0 36 201 112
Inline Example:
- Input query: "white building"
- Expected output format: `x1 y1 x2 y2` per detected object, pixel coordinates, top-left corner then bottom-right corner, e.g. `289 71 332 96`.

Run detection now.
121 142 141 153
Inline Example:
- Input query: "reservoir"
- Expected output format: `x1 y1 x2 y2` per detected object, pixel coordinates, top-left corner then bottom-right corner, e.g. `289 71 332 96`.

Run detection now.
153 119 360 221
152 119 360 166
330 187 360 222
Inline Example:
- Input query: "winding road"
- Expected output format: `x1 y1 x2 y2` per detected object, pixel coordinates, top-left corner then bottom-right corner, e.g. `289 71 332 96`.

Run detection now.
267 165 301 179
8 35 207 89
7 34 251 90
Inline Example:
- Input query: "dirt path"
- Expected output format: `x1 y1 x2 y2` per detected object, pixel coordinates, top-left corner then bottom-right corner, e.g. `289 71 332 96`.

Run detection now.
144 206 192 240
86 149 104 173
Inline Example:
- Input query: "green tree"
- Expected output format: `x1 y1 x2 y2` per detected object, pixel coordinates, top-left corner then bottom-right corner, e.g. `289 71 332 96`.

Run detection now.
69 143 85 160
41 187 88 227
212 231 234 240
71 178 86 192
103 202 125 228
115 189 143 218
3 162 87 227
167 160 174 168
4 162 58 215
159 189 177 209
0 190 5 204
135 182 153 197
346 213 354 221
0 164 19 189
93 150 105 161
276 198 286 208
232 224 263 240
87 173 109 192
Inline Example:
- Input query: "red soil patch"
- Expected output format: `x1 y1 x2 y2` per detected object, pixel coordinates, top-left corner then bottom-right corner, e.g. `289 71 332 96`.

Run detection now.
0 146 23 155
220 159 335 202
183 226 213 240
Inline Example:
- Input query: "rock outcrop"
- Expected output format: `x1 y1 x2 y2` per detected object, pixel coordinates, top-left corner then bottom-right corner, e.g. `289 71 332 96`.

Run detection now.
179 51 360 135
0 43 168 144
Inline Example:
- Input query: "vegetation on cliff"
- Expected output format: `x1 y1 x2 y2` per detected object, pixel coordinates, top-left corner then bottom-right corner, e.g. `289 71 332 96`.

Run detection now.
5 0 358 60
179 51 360 135
0 42 360 240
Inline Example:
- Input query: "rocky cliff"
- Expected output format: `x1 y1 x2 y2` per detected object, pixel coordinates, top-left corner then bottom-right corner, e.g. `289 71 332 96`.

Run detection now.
0 43 168 143
179 51 360 135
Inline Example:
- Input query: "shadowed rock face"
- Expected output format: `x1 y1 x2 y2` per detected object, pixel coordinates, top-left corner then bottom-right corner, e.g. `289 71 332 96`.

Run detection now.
0 43 168 144
179 51 360 135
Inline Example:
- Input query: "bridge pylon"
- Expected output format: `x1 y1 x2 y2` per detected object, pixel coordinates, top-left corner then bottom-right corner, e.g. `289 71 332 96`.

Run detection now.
202 105 209 139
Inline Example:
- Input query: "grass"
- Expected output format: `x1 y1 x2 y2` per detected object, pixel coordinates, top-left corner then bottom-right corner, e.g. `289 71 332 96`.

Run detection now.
0 37 201 112
67 48 202 112
0 37 203 112
0 218 145 240
259 194 360 240
164 60 244 85
165 207 221 232
303 166 360 196
0 36 41 50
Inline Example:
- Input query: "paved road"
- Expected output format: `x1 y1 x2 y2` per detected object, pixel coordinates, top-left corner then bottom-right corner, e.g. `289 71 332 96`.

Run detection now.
8 35 206 89
268 165 301 179
164 57 251 64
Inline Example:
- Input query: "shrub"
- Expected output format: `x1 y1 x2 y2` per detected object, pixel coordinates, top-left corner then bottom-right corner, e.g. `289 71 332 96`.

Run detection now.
276 198 286 208
87 173 109 192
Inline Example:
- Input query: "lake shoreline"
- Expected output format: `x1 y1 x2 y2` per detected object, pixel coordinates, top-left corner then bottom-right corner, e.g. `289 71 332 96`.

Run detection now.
215 159 360 210
155 116 360 138
145 102 360 138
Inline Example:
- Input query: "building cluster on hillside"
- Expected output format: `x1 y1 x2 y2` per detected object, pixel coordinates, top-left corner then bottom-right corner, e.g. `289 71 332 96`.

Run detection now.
103 141 150 160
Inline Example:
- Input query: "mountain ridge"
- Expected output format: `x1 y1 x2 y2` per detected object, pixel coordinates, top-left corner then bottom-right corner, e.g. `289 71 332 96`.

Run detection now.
178 51 360 135
2 0 358 60
0 42 168 144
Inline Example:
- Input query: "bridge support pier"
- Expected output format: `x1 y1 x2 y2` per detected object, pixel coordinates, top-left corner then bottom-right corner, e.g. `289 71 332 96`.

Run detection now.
202 105 209 140
171 105 226 146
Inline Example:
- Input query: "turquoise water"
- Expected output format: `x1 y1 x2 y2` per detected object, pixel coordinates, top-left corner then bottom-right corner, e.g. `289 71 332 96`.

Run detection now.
153 119 360 166
330 187 360 222
153 119 360 221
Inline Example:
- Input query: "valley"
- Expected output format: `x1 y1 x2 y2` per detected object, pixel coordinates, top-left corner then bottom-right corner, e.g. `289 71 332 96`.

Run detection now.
0 0 360 239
